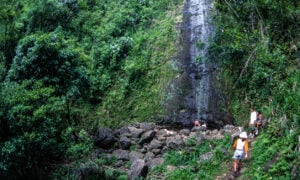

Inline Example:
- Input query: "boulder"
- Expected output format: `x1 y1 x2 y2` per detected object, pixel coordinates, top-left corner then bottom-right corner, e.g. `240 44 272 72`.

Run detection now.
128 126 144 138
116 126 130 136
138 122 155 130
144 151 155 162
191 126 206 132
147 139 163 151
156 129 168 137
151 149 161 155
146 157 164 170
161 146 170 154
129 151 145 163
179 128 190 136
128 159 148 180
94 128 117 148
166 136 183 149
112 149 130 161
119 136 131 150
139 130 156 145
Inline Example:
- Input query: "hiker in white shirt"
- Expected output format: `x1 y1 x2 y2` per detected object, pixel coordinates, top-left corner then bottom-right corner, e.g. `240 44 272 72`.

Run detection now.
249 108 257 137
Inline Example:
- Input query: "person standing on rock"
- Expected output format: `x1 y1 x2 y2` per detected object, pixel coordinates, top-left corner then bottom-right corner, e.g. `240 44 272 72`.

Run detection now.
232 131 249 177
194 119 200 127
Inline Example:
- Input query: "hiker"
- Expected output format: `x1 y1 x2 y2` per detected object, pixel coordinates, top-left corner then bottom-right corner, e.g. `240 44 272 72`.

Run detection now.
194 119 200 127
232 131 249 177
249 108 257 137
201 121 207 128
255 112 263 135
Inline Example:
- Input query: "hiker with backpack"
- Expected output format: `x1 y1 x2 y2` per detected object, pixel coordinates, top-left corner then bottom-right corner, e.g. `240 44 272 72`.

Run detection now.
232 131 249 177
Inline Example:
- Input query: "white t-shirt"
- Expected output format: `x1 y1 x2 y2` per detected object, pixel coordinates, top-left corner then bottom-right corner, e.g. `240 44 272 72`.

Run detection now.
236 139 245 151
250 111 257 124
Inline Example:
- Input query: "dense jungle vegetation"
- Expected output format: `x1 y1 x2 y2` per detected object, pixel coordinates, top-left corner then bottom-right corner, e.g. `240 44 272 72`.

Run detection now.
0 0 299 179
211 0 300 179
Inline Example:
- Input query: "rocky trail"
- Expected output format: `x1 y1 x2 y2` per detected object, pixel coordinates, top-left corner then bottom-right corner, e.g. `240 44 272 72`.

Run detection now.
80 123 253 179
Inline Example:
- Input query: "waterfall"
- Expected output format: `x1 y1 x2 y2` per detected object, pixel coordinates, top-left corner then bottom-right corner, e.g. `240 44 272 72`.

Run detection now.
164 0 222 127
189 0 216 119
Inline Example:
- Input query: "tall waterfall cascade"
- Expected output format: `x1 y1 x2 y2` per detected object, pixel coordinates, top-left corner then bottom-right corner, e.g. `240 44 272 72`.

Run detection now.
164 0 226 127
189 0 216 119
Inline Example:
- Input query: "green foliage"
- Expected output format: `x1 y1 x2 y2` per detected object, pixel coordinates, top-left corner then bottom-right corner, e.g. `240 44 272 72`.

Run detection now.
61 127 93 161
7 29 89 98
211 0 300 178
0 0 183 178
212 0 300 120
149 135 232 179
25 0 75 33
0 80 67 178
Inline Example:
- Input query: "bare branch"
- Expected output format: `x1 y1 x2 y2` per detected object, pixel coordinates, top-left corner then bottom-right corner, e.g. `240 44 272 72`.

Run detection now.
233 48 257 88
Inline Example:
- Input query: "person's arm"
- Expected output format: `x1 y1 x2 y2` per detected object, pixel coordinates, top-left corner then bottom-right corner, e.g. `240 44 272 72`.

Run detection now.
244 140 249 158
232 139 237 150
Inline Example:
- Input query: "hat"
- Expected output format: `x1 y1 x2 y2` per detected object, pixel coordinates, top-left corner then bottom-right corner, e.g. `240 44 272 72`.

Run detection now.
239 132 248 139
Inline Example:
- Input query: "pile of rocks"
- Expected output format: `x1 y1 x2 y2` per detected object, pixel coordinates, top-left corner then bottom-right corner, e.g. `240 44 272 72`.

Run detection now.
82 123 241 179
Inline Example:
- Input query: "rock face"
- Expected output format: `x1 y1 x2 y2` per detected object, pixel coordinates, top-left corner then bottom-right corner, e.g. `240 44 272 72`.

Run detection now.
162 0 228 129
91 123 241 179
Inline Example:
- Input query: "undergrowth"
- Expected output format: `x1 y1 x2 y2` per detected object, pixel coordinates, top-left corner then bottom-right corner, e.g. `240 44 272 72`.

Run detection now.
148 134 232 179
